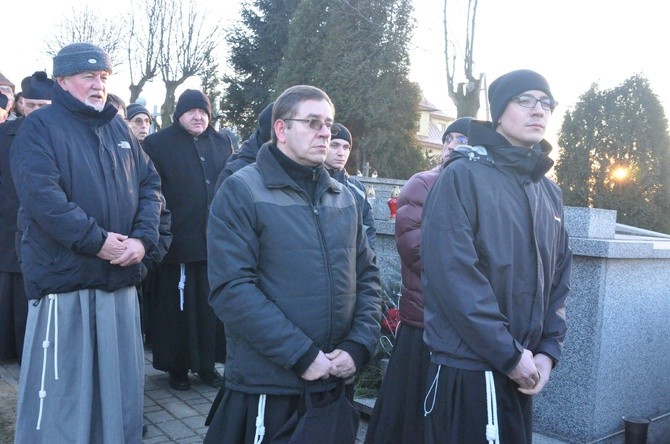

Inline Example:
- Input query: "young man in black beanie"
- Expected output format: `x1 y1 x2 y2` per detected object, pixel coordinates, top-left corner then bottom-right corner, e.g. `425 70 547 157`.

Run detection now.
421 69 572 443
11 45 161 442
324 122 377 249
0 71 53 365
143 88 232 391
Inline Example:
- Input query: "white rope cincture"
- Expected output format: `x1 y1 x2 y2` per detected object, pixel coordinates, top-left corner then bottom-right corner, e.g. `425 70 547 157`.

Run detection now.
178 263 186 311
485 370 500 444
254 394 267 444
53 294 59 380
36 294 58 430
423 364 442 417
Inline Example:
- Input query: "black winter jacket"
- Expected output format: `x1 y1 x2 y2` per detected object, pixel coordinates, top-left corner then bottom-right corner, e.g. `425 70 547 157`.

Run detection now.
328 168 377 250
208 144 382 395
10 85 162 299
0 117 23 272
214 129 264 192
143 123 232 263
421 121 572 374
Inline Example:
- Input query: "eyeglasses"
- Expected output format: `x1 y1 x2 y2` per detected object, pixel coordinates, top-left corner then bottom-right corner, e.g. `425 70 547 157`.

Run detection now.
444 135 468 144
283 118 337 136
512 94 558 112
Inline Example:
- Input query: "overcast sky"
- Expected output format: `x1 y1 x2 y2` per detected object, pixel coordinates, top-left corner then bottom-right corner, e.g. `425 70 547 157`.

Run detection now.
4 0 668 147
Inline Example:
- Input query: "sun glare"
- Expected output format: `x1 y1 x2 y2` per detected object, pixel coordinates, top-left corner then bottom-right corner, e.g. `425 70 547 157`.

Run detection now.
611 166 629 181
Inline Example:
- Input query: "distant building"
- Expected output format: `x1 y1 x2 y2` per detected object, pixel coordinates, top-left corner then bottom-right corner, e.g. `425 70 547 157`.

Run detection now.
0 71 15 91
416 97 455 164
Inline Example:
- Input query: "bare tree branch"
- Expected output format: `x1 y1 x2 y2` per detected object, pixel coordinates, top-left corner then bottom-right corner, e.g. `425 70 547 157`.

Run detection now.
158 0 221 125
47 6 127 69
442 0 482 118
127 0 162 103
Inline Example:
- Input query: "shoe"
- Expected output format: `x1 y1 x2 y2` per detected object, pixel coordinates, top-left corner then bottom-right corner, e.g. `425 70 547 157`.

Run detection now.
197 369 223 387
168 372 191 391
142 424 148 437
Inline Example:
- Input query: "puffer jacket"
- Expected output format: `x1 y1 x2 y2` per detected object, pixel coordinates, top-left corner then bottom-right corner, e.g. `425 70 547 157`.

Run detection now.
395 166 441 327
421 120 572 375
208 144 382 395
10 84 161 299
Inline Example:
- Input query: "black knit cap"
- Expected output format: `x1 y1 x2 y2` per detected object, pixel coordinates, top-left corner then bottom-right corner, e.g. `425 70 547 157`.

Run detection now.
0 93 8 110
21 71 54 100
52 43 113 77
442 117 473 143
257 102 274 143
331 123 352 146
173 89 211 121
488 69 553 129
126 103 151 121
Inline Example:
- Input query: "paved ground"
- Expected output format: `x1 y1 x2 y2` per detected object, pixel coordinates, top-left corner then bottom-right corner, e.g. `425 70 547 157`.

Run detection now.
0 346 369 443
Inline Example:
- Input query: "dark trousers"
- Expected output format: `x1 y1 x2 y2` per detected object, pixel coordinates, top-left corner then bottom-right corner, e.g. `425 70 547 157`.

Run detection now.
0 271 28 362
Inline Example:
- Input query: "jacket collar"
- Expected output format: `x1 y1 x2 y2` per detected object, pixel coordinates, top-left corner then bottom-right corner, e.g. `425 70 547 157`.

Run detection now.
52 83 118 127
455 120 554 182
256 143 342 194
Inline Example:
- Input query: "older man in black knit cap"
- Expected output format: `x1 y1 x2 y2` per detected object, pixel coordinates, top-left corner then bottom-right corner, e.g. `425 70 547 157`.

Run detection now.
421 69 572 443
0 71 54 364
143 89 232 391
11 43 161 443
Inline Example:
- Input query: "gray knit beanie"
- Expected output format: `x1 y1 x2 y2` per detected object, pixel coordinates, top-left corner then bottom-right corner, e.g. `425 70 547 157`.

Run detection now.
488 69 553 129
126 103 151 121
53 43 113 77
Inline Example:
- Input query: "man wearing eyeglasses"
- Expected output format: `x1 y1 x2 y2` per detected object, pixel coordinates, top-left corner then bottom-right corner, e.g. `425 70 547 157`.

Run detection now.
421 70 572 443
205 85 381 443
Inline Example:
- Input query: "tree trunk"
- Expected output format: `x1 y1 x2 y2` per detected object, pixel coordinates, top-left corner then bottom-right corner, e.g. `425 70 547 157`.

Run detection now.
161 81 179 127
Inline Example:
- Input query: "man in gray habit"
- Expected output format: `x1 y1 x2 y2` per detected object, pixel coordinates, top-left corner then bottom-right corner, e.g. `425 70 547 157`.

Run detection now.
11 42 161 443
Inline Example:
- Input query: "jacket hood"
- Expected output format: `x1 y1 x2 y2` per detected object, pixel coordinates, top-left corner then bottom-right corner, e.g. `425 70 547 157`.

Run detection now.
236 130 264 163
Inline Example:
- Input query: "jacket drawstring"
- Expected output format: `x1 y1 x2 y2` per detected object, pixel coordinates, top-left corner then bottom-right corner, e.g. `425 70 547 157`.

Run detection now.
178 263 186 311
36 294 59 430
254 394 267 444
423 364 441 416
485 370 500 444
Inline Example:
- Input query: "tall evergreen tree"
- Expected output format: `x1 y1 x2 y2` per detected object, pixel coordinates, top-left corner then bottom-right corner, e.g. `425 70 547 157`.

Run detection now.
556 75 670 233
221 0 299 139
275 0 423 179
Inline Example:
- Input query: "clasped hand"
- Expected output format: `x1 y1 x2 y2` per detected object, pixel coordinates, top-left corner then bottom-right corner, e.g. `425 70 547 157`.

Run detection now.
96 232 145 267
301 349 356 381
507 349 553 395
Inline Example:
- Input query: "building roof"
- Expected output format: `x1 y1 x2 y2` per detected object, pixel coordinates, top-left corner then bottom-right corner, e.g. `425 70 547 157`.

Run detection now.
419 96 451 118
0 71 15 90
